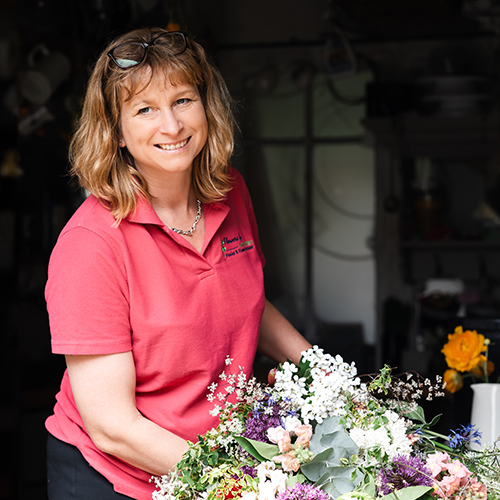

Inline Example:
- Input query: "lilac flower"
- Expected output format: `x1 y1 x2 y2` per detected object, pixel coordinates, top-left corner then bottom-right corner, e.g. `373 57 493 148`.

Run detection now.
243 398 284 443
447 424 482 451
276 483 329 500
378 454 433 496
240 465 257 478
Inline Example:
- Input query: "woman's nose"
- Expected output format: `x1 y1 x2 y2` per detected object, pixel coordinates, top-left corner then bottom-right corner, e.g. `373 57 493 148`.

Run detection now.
159 109 183 135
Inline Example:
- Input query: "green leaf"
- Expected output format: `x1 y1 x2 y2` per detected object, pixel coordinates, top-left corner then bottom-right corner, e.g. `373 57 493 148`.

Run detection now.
297 356 311 378
380 486 434 500
308 417 359 463
300 416 362 496
285 473 307 487
234 436 279 462
318 472 358 498
406 406 426 424
427 413 442 428
357 473 377 498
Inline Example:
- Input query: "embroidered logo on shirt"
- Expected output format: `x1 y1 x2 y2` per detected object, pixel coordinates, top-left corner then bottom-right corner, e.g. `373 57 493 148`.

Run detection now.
221 235 254 258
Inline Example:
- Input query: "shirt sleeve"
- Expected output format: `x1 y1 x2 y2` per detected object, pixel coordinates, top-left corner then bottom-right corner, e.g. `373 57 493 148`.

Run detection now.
232 168 266 267
45 226 132 355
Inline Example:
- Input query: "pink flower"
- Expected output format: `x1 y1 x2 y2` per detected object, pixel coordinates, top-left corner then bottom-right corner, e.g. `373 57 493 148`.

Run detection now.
267 427 293 453
268 368 277 386
470 477 488 497
294 424 313 448
426 452 450 478
445 459 471 485
273 453 301 472
439 474 461 496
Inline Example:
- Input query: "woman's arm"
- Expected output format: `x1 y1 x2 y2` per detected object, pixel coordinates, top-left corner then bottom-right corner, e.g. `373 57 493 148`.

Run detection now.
65 351 188 476
257 299 312 365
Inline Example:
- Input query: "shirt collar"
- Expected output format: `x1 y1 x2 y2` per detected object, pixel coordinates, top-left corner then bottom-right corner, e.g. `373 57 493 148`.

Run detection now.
127 195 229 226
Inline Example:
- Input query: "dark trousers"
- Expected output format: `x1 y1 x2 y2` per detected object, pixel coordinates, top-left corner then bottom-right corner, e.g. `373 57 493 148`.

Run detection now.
46 433 135 499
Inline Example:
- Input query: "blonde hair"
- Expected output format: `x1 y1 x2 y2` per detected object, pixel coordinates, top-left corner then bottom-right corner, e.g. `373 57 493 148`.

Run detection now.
69 27 236 223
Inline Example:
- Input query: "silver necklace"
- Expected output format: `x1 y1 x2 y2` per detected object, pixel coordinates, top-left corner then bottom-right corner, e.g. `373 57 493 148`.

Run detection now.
169 199 202 236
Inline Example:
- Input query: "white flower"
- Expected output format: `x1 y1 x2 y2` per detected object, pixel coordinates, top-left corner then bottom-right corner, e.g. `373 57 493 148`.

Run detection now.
254 461 289 500
348 409 411 463
283 416 302 433
268 469 288 492
209 405 221 417
273 346 368 424
257 481 276 500
241 493 257 500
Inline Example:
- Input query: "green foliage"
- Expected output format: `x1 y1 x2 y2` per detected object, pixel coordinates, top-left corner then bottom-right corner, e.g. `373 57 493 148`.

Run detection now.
369 364 393 395
379 486 434 500
234 436 279 462
405 406 441 431
172 433 254 500
301 416 363 498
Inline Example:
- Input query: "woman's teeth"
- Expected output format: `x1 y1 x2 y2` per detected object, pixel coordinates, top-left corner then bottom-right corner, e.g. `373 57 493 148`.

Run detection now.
157 138 188 150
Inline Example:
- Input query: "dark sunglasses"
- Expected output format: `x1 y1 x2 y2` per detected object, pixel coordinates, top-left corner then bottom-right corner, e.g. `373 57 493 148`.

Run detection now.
107 31 188 69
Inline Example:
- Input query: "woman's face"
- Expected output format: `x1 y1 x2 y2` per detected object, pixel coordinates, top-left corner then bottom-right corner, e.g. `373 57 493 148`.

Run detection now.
119 73 208 184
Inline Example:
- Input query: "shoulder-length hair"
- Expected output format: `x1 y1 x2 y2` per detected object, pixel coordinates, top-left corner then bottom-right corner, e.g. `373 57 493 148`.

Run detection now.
69 27 236 223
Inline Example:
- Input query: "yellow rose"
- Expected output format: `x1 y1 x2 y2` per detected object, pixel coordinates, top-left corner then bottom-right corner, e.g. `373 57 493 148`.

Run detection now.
443 369 464 393
441 326 487 372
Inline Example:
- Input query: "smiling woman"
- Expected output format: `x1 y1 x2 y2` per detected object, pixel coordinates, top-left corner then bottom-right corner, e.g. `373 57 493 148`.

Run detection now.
69 28 236 224
44 26 311 500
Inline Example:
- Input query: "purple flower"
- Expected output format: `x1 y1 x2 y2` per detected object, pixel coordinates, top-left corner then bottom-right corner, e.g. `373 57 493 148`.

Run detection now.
242 398 284 443
378 454 433 496
240 465 257 478
276 483 329 500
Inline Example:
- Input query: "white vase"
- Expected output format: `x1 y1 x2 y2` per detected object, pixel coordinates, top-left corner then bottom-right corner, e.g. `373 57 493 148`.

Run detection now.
470 383 500 450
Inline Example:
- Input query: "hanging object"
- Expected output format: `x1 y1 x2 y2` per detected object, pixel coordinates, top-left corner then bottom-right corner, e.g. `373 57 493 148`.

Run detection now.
19 44 70 105
324 28 356 79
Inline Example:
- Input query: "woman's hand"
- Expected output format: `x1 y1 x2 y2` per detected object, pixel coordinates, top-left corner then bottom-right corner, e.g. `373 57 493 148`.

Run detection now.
65 351 188 475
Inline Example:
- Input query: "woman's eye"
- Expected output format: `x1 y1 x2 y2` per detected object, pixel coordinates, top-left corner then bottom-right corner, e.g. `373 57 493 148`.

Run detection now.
138 107 151 115
176 98 191 106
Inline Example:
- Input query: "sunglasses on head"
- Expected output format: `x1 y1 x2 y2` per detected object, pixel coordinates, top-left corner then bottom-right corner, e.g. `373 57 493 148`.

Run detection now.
107 31 188 69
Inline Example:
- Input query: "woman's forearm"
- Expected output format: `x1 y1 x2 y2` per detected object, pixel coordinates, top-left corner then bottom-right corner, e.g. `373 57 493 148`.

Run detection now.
93 410 188 475
66 352 188 476
258 299 312 365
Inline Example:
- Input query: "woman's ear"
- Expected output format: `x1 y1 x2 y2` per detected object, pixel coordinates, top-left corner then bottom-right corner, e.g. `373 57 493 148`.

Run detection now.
119 138 126 147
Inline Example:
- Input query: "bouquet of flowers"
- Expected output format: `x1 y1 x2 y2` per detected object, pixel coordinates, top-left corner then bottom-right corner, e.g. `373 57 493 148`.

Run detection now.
152 346 500 500
441 326 498 393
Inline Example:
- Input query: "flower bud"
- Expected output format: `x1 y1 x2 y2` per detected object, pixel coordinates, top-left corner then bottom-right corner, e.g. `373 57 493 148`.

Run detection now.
267 368 277 386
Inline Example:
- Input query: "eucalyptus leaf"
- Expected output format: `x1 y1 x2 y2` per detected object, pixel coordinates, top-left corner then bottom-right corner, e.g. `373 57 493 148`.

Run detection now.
319 474 358 498
301 416 361 496
308 416 359 460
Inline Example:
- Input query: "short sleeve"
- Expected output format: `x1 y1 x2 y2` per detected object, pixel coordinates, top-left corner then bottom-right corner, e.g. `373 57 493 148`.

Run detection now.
233 170 266 267
45 226 132 355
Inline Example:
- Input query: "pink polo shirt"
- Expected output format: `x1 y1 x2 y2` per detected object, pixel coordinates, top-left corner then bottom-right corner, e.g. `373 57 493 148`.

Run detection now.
45 169 265 499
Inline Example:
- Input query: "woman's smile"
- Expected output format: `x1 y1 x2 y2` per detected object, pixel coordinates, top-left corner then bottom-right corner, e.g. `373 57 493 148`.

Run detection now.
155 137 190 151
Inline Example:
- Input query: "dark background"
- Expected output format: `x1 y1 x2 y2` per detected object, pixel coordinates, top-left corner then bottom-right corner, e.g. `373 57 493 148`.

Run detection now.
2 0 500 498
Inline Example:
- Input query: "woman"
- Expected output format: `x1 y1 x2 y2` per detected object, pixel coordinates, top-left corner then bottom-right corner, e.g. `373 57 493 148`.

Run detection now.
45 27 311 500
